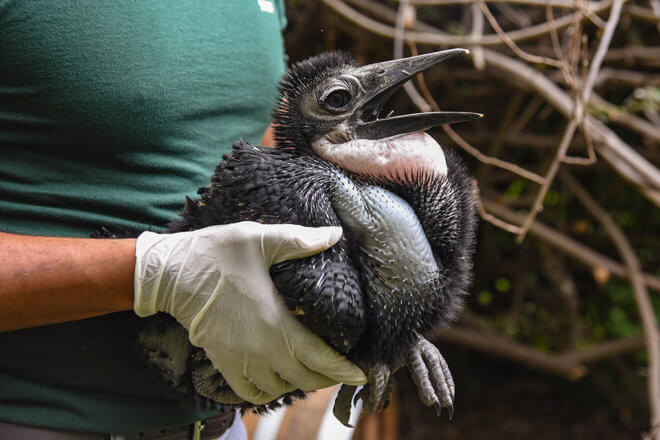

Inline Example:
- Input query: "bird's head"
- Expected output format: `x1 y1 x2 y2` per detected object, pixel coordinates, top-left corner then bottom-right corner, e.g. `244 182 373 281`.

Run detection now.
273 49 482 181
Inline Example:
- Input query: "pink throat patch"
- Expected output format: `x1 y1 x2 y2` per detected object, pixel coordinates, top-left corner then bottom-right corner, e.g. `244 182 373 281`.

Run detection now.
313 132 447 181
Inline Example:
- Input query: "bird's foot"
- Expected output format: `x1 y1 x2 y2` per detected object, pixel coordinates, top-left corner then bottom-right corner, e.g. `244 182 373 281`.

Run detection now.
355 362 392 416
332 362 393 427
407 336 455 419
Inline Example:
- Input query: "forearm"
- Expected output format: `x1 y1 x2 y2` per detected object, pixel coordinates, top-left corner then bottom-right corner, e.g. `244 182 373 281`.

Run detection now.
0 232 136 331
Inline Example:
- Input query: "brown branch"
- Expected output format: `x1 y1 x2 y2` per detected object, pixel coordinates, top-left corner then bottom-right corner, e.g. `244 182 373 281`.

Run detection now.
321 0 613 47
593 67 660 88
480 51 660 204
589 94 660 144
605 46 660 66
482 199 660 292
444 125 546 184
393 0 432 112
546 3 579 93
559 170 660 436
470 2 486 70
515 0 625 243
345 0 440 33
516 116 581 242
479 0 563 68
473 181 523 233
494 2 532 27
510 96 544 133
404 0 600 8
437 325 645 379
625 5 660 23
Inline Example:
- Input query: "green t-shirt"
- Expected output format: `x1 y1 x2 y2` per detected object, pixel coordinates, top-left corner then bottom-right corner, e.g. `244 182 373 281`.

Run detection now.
0 0 287 433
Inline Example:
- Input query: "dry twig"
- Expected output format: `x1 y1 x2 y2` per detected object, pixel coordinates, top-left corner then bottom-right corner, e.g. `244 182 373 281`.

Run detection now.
479 0 563 68
559 170 660 437
438 326 645 379
515 0 625 242
322 0 614 46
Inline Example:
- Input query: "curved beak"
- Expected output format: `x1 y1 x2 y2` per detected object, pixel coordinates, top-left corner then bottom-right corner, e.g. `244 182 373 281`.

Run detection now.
351 48 483 140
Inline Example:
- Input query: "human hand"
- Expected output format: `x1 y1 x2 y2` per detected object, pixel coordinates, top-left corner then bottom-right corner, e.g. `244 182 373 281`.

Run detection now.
133 221 366 404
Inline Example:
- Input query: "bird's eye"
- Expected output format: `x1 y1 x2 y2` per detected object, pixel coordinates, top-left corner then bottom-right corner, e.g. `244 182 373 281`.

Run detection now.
322 89 351 111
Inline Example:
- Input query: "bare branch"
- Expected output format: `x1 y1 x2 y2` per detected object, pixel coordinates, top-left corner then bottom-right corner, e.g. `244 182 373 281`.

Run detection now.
494 2 532 27
479 0 563 68
403 0 600 8
470 2 486 70
322 0 614 46
594 67 660 88
516 116 581 242
437 325 645 378
605 46 660 65
589 93 660 144
345 0 440 32
625 5 660 24
559 170 660 437
394 0 432 112
515 0 625 242
443 125 546 184
482 199 660 292
481 49 660 203
473 181 524 233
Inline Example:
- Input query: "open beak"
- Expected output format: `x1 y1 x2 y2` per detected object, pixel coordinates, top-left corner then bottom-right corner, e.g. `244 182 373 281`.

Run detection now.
351 48 482 140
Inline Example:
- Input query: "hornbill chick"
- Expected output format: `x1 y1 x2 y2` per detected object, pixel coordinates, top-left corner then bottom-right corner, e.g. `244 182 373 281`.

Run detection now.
137 49 480 424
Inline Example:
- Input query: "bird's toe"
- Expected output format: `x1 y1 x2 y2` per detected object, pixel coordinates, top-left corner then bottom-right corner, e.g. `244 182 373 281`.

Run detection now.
407 336 455 419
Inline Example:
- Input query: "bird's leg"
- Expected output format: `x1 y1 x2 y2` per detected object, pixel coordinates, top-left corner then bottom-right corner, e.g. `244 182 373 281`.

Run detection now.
354 362 392 416
332 363 395 427
407 336 455 419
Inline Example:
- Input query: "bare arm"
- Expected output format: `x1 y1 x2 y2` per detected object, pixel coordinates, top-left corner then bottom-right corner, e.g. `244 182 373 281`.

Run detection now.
0 232 136 332
0 125 278 333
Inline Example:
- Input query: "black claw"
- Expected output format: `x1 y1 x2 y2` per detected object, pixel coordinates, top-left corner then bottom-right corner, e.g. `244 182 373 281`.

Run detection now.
378 378 394 413
333 384 357 427
447 403 454 420
433 402 443 417
379 399 390 413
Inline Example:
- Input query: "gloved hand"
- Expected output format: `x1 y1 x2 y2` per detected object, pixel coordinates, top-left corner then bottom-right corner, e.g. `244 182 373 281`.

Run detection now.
133 222 366 404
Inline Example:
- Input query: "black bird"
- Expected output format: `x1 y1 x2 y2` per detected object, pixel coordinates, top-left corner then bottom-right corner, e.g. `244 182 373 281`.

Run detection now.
122 49 480 424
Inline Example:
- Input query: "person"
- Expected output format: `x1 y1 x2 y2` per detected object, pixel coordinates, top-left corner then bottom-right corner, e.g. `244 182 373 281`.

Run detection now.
0 1 366 438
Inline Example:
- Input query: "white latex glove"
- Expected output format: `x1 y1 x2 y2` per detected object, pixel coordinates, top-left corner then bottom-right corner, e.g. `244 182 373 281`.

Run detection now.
133 221 366 404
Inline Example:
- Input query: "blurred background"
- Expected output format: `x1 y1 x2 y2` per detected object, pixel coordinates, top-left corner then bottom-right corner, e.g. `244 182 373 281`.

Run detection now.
255 0 659 438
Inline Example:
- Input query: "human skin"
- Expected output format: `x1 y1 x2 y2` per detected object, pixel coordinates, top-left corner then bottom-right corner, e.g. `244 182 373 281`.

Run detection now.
0 127 276 332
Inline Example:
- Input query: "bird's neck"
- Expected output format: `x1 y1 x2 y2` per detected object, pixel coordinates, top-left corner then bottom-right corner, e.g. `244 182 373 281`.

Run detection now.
329 170 441 346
